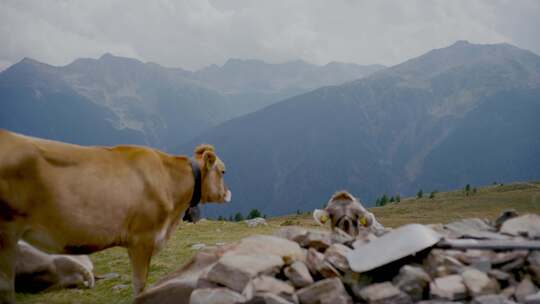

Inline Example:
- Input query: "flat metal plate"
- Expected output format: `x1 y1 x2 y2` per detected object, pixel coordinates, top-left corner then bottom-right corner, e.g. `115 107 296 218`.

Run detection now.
347 224 441 273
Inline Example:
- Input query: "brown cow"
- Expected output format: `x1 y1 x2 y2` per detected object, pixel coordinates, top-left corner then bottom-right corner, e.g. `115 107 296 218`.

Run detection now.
313 191 384 237
0 130 231 303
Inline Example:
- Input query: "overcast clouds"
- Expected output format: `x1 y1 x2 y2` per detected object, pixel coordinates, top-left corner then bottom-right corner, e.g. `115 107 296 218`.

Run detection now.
1 0 539 71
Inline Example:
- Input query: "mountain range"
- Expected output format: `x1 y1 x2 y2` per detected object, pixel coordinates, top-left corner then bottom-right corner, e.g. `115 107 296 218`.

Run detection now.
179 41 540 217
1 41 539 218
0 55 382 149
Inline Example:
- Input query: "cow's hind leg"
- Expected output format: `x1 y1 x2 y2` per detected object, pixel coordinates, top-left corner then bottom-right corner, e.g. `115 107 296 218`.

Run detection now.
127 244 153 295
0 226 19 304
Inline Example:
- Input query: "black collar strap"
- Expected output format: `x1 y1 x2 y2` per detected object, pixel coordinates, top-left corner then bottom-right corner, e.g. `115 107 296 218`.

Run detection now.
189 158 202 207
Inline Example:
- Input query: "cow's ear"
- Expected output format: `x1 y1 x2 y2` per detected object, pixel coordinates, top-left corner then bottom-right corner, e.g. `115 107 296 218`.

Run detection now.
194 144 215 159
203 150 217 171
313 209 330 226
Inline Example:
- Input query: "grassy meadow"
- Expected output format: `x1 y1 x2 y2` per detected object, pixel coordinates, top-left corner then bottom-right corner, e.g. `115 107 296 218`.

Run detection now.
17 181 540 304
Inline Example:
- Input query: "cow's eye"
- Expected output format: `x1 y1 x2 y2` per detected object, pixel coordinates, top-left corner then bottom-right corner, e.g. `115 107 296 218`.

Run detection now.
221 170 226 175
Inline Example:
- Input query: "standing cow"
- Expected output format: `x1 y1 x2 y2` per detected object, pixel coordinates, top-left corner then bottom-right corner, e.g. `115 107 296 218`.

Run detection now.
0 130 231 303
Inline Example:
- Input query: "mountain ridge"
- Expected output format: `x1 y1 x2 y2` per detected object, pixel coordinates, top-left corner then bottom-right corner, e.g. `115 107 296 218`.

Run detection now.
1 55 383 150
179 41 540 217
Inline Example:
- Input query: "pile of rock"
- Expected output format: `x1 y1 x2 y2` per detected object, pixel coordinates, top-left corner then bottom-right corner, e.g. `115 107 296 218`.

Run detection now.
136 211 540 304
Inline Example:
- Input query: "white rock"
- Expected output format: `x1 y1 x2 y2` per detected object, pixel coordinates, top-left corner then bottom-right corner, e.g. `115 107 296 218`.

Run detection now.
461 268 499 297
296 278 352 304
516 276 538 303
393 265 431 301
429 274 467 301
324 243 351 272
204 254 284 292
284 261 313 288
500 214 540 239
358 282 413 304
245 217 268 227
242 275 295 302
225 235 305 262
191 243 206 250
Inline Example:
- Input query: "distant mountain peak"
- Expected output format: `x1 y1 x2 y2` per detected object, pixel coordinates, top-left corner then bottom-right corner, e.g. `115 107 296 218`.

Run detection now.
99 52 115 59
451 40 471 46
97 53 143 66
383 40 540 80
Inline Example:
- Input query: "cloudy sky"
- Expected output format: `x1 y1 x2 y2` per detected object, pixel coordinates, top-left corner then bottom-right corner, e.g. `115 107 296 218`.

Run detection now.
1 0 539 71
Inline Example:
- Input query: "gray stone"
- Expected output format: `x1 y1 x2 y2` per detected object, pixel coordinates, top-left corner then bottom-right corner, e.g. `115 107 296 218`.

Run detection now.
444 218 509 240
493 250 529 264
324 244 351 272
305 248 339 278
135 248 223 304
501 258 526 272
472 294 517 304
226 235 306 263
204 254 284 292
189 288 246 304
530 252 540 284
296 278 352 304
242 276 295 301
274 227 308 243
330 228 355 245
245 217 268 227
393 265 430 301
429 274 467 301
284 261 313 288
526 292 540 304
100 272 120 280
500 214 540 239
529 251 540 267
297 230 333 251
530 265 540 285
495 209 519 230
347 224 441 273
501 286 516 299
244 293 295 304
417 301 463 304
456 250 493 272
320 294 352 304
488 269 511 282
349 273 374 298
424 250 465 277
191 243 207 250
461 268 499 297
358 282 413 304
516 277 538 303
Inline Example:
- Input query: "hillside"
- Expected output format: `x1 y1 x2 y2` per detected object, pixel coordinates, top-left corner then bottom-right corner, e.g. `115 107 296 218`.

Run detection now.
0 55 382 150
181 41 540 217
17 181 540 304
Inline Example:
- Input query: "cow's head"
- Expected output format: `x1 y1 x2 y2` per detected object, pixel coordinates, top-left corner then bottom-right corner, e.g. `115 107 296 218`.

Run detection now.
313 191 373 237
194 145 231 204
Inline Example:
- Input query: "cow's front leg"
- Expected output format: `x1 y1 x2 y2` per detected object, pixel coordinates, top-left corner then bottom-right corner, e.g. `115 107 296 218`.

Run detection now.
0 227 19 304
127 244 153 295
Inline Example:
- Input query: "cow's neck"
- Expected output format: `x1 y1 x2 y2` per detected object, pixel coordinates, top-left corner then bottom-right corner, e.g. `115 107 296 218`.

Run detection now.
189 158 202 207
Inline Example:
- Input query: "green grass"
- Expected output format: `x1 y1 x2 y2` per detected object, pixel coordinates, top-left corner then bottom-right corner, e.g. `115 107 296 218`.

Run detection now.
17 181 540 303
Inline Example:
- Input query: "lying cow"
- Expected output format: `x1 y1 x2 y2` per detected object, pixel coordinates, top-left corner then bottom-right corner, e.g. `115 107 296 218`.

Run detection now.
313 191 385 237
0 130 231 303
15 241 94 293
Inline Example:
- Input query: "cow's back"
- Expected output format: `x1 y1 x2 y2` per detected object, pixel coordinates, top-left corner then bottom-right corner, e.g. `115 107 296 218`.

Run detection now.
0 130 172 253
